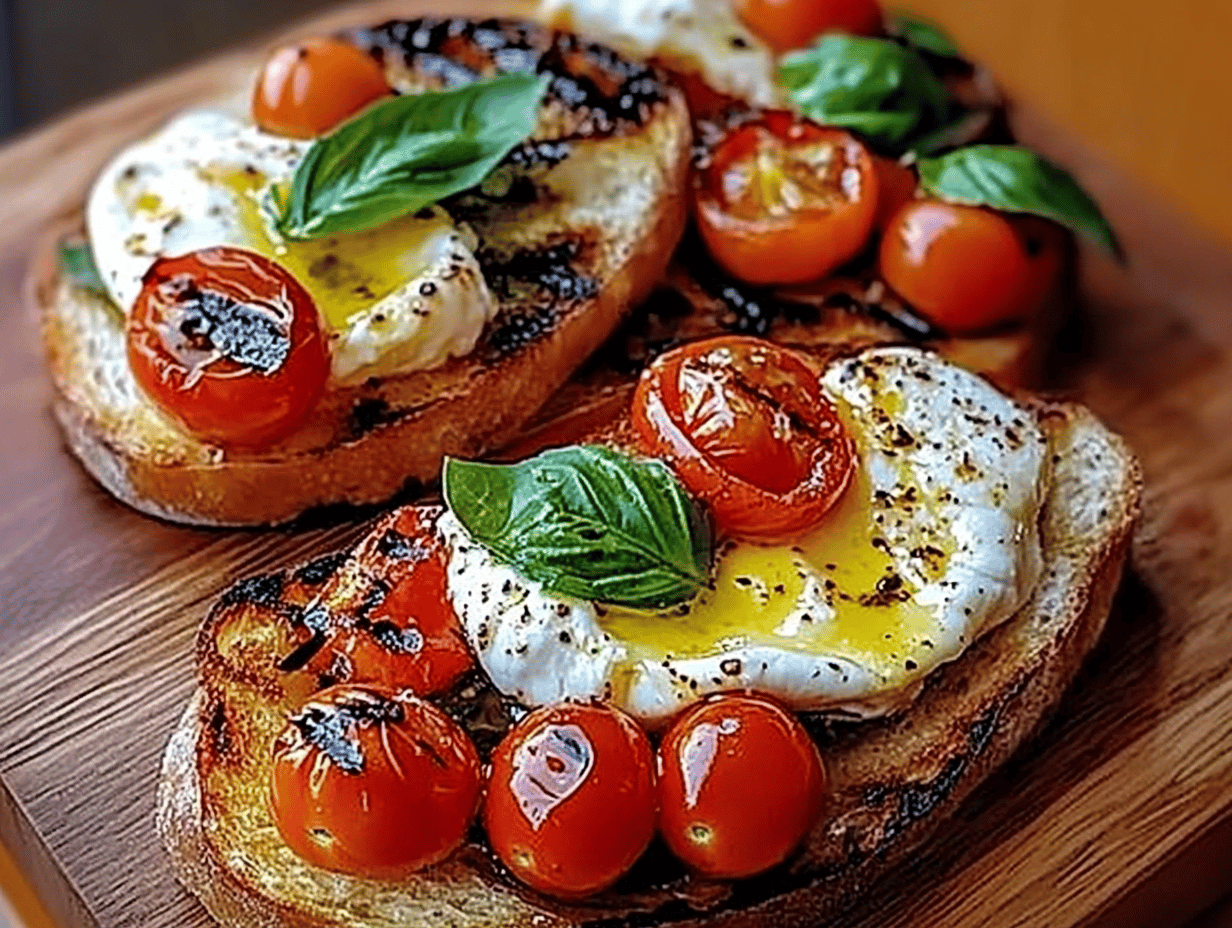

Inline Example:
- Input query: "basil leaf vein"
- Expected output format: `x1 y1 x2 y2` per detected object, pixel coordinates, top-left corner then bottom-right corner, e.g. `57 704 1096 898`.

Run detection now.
779 34 955 155
276 72 548 240
917 145 1123 258
443 446 711 610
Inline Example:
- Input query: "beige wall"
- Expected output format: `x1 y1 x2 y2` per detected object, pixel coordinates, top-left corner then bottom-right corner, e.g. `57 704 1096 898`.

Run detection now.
895 0 1232 246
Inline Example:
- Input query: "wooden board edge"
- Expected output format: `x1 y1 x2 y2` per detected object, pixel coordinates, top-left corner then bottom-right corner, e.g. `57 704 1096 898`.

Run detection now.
0 778 97 928
1085 815 1232 928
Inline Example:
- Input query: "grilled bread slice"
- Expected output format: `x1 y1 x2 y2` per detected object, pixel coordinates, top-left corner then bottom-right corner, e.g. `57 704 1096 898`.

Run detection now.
36 16 691 526
157 348 1140 928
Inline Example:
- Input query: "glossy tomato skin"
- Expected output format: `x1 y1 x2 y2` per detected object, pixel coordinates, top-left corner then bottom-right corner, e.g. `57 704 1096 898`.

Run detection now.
253 38 390 138
631 336 855 542
657 693 826 879
270 685 482 879
735 0 883 51
305 508 474 695
879 199 1034 334
872 155 918 232
695 112 877 286
127 247 330 449
1009 214 1068 318
484 702 657 898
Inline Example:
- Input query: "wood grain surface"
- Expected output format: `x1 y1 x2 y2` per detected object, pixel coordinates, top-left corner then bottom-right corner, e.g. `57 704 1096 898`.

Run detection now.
2 2 1231 928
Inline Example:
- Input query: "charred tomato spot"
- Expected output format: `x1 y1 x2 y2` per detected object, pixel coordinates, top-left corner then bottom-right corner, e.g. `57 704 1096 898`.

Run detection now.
376 528 431 561
289 690 407 775
293 551 349 587
219 571 285 608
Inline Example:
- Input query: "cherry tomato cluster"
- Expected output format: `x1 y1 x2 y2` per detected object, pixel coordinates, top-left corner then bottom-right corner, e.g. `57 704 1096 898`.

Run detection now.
695 111 1065 336
266 513 828 892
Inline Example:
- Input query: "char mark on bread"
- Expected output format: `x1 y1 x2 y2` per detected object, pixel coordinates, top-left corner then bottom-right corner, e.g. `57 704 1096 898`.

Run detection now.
348 18 670 139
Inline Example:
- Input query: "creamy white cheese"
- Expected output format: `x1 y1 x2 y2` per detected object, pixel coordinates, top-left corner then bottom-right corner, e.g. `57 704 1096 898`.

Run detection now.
538 0 782 108
85 110 497 383
444 347 1049 724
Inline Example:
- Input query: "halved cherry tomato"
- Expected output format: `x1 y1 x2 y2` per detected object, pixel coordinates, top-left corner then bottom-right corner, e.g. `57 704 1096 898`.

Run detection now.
253 38 390 139
484 702 657 898
127 246 329 449
872 155 918 232
735 0 883 52
270 685 481 879
695 112 878 286
631 336 855 542
879 199 1050 334
305 508 474 695
657 693 826 879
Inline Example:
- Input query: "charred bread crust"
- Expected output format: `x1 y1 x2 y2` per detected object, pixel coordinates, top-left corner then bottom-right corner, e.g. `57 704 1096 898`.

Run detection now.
36 17 692 526
157 392 1141 928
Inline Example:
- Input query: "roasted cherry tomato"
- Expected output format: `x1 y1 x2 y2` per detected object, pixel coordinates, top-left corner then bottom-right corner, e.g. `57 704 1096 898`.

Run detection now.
1009 214 1068 318
253 38 390 138
631 336 855 542
304 508 474 695
879 199 1042 334
127 247 330 448
872 155 918 232
695 112 878 286
657 693 826 879
735 0 883 52
270 685 481 879
484 702 657 898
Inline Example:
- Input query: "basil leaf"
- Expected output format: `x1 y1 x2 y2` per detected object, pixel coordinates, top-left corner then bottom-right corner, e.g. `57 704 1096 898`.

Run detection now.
779 34 954 155
58 240 109 297
890 13 962 59
277 72 548 240
918 145 1122 258
443 446 711 610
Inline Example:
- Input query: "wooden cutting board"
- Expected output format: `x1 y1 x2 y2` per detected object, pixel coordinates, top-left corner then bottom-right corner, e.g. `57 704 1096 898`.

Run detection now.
2 2 1231 927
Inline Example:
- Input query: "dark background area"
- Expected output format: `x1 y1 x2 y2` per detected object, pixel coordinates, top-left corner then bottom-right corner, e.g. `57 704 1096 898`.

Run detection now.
0 0 340 139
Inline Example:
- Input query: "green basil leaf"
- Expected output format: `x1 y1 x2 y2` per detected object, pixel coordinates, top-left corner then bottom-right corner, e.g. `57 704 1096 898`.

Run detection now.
276 72 548 240
779 34 954 155
58 240 109 297
918 145 1123 258
890 12 962 59
443 446 711 610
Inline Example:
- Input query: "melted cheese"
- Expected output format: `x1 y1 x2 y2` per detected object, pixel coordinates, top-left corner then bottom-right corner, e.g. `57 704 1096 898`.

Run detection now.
446 347 1049 724
85 111 497 384
538 0 782 107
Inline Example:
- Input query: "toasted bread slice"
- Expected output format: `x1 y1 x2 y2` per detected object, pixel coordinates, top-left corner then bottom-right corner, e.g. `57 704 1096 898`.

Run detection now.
37 16 691 526
157 354 1140 927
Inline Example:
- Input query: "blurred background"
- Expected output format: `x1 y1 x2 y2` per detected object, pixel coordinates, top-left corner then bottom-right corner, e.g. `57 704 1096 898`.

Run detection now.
0 0 1230 244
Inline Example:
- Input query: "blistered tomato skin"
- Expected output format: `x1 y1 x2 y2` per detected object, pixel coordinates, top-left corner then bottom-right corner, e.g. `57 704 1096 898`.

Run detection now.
304 508 474 695
484 702 657 898
657 693 826 879
694 112 878 286
735 0 883 52
269 685 482 879
879 199 1036 334
253 38 390 139
631 336 855 542
126 246 330 449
